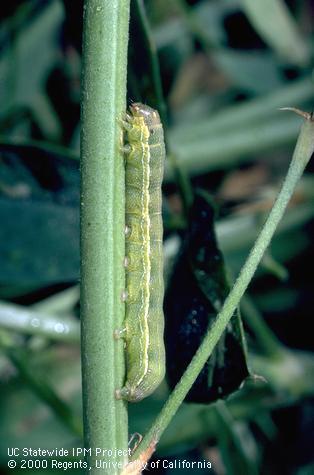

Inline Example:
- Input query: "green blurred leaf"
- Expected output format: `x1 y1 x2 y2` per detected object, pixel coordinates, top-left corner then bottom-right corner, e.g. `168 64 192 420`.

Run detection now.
241 0 310 65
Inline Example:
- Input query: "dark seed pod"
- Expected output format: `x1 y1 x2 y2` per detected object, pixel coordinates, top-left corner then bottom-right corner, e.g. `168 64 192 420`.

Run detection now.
164 191 249 403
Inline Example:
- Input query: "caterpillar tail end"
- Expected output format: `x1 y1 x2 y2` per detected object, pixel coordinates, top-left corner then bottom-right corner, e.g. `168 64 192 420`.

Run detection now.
115 384 145 403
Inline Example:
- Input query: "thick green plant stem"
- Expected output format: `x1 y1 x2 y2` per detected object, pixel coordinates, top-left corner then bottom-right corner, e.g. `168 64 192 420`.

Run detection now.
80 1 130 472
132 112 314 459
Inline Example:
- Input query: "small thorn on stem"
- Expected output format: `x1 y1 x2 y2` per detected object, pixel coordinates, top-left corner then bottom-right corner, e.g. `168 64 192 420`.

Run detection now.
279 107 313 121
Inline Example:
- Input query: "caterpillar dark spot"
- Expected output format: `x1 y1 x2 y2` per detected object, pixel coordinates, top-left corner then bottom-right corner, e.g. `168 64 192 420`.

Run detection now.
116 103 166 402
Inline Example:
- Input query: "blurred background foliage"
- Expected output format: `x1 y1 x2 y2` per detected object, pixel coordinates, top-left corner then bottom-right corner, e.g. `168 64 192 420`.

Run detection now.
0 0 313 474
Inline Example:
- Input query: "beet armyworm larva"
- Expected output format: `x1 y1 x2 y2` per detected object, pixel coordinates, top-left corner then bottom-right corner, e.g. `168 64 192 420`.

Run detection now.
116 103 165 402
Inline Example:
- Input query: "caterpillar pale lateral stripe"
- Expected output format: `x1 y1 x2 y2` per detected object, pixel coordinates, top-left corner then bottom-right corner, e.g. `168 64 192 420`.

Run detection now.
117 103 166 402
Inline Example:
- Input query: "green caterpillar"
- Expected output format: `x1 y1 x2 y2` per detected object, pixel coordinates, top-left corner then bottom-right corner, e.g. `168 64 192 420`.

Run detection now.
116 103 165 402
